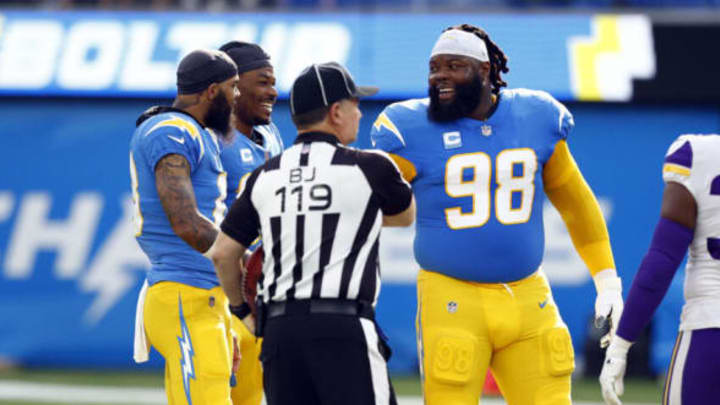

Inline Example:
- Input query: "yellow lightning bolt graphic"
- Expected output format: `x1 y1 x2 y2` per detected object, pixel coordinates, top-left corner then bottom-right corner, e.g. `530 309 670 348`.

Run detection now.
150 117 201 140
148 117 204 158
372 112 405 146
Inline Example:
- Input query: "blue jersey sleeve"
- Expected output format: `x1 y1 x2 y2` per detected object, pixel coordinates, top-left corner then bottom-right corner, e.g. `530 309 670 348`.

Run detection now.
540 90 574 141
141 118 203 173
370 108 407 154
555 98 574 141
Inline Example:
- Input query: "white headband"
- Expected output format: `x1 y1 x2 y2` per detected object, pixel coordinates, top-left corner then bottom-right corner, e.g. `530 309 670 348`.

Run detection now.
430 29 489 62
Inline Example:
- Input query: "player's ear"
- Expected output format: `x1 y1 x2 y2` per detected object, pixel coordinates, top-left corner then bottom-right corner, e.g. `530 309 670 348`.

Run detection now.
205 83 220 101
328 101 343 125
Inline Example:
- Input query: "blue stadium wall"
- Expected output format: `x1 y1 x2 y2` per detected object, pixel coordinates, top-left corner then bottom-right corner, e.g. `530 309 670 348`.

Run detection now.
0 10 717 376
0 98 716 374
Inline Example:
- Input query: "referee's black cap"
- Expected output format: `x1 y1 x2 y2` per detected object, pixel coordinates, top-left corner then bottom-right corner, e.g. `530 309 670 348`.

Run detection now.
176 49 237 95
290 62 378 116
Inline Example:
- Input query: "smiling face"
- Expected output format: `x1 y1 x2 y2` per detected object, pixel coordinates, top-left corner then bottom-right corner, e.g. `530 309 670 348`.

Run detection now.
233 66 277 128
427 54 487 122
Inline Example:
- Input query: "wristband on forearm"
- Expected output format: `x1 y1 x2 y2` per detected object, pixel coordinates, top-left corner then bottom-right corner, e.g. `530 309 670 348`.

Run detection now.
229 302 251 320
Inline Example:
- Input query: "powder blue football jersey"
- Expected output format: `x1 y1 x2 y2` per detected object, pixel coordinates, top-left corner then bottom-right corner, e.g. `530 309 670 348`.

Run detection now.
220 122 284 208
370 88 573 283
130 109 227 289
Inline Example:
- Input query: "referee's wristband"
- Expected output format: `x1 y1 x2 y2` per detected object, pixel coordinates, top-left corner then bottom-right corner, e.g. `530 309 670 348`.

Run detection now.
229 303 251 320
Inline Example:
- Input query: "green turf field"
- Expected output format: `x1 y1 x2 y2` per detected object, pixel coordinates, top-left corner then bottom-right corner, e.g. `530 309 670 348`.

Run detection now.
0 369 662 404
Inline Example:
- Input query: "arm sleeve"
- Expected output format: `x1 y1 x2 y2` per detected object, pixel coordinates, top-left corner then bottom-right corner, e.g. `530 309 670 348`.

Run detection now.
360 150 413 216
543 140 616 275
616 218 693 342
221 168 262 247
144 126 201 173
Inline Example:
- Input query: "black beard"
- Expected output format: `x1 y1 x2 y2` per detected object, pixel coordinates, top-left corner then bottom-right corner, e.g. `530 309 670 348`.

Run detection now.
204 93 232 136
252 115 271 126
428 75 483 122
233 101 271 128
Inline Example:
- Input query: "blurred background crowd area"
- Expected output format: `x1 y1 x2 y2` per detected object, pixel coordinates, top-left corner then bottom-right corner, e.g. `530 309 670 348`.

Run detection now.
2 0 720 11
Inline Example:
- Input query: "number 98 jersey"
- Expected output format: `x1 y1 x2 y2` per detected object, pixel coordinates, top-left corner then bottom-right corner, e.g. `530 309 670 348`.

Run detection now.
370 88 573 283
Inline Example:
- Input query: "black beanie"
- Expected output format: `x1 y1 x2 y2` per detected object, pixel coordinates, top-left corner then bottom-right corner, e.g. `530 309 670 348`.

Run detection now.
219 41 272 74
176 49 238 95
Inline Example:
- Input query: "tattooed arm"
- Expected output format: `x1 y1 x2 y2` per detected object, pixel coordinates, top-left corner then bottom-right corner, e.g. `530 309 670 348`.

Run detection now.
155 154 218 253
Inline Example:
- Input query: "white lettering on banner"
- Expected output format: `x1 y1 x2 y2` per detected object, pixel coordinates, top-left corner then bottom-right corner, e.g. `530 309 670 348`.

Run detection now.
4 192 102 280
118 22 174 91
0 191 150 325
0 17 354 94
259 23 288 79
0 191 13 223
0 20 63 89
228 23 258 44
166 23 228 60
542 198 613 285
278 24 352 91
58 21 124 89
80 196 150 325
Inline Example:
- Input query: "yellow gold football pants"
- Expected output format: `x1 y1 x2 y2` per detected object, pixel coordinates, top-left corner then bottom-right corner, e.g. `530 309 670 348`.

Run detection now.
230 320 263 405
144 282 234 405
417 269 574 405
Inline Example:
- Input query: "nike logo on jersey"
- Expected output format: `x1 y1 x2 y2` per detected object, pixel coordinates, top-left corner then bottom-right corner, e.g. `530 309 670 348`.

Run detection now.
168 135 185 144
538 298 548 309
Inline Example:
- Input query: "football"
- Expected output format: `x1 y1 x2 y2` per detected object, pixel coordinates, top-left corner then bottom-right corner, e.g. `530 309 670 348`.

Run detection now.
242 246 264 315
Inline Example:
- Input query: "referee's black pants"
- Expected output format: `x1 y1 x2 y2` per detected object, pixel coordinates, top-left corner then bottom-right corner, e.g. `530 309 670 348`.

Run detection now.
259 302 397 405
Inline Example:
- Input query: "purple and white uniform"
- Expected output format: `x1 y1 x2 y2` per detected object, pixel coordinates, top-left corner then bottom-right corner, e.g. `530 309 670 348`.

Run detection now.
663 135 720 332
629 134 720 405
661 135 720 405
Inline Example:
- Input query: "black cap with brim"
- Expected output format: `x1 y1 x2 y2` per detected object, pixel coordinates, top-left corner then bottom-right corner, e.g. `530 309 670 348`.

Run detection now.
290 62 378 116
176 49 238 95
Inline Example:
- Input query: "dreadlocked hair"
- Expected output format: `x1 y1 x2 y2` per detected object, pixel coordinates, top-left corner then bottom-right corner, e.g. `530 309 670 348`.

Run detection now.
444 24 509 94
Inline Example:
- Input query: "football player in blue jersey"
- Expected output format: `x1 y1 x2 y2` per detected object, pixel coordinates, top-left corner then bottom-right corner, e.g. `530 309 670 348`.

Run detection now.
218 41 284 405
130 49 240 405
370 24 624 405
219 41 284 208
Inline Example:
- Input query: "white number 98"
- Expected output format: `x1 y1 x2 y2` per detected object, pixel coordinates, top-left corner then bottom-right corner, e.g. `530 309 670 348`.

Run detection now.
445 148 537 229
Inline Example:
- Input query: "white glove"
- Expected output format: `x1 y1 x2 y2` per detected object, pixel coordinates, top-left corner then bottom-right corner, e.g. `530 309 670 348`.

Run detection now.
593 269 624 348
599 335 632 405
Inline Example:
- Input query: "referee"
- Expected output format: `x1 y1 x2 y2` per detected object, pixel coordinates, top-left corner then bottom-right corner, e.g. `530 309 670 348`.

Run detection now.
210 62 415 405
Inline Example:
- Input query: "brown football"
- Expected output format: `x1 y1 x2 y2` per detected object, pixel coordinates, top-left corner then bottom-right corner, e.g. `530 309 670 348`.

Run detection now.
242 246 264 315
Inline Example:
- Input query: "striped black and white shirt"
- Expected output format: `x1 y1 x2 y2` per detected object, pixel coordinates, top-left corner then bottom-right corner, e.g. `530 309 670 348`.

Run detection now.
221 131 413 306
